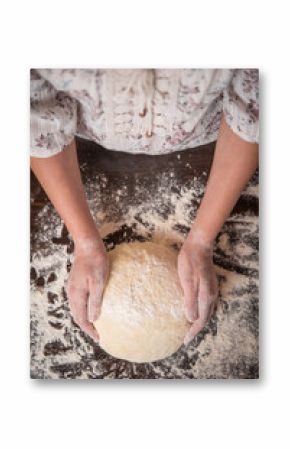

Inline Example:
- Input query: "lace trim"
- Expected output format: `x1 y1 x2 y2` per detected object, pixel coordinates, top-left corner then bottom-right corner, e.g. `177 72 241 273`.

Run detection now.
102 69 180 150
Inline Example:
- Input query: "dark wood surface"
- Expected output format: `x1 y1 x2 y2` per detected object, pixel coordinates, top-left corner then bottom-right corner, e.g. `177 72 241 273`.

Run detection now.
30 138 259 379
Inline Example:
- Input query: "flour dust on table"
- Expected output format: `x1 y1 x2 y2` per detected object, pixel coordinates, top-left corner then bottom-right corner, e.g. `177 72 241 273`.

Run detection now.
30 145 259 379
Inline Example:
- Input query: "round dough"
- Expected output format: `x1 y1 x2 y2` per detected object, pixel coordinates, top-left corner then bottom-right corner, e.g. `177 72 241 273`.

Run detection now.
93 242 189 363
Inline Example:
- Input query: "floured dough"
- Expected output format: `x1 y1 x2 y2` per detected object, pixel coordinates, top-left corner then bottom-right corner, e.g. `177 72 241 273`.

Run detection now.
93 242 189 363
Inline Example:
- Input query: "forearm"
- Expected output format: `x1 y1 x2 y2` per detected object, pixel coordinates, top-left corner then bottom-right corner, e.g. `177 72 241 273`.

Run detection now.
30 139 100 248
190 115 259 244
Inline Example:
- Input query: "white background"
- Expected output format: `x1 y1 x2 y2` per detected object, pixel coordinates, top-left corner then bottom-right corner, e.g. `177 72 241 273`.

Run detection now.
0 1 289 448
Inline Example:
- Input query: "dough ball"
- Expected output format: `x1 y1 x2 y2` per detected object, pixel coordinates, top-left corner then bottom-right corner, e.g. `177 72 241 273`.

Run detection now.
93 242 189 363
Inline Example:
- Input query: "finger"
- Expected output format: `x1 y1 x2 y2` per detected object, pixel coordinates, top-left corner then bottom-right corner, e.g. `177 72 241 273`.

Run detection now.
198 275 218 318
183 318 207 345
78 320 99 342
177 255 199 322
180 277 199 323
184 303 214 346
183 291 212 345
68 286 99 341
88 276 106 322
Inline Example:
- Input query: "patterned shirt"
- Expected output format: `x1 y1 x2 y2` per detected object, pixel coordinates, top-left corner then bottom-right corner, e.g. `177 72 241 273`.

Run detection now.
30 69 259 157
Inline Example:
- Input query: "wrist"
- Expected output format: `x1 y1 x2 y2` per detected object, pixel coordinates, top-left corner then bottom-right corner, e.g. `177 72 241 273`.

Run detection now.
69 218 102 253
187 223 215 250
74 233 105 257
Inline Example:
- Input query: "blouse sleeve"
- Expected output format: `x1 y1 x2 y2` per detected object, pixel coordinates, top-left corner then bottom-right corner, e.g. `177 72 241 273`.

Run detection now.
223 69 259 143
30 69 77 157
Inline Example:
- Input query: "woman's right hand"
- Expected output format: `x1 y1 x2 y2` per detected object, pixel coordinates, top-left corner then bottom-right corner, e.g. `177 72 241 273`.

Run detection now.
31 140 110 341
67 236 109 341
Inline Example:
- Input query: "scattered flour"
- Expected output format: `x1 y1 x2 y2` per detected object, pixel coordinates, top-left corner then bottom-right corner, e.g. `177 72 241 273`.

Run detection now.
30 166 259 379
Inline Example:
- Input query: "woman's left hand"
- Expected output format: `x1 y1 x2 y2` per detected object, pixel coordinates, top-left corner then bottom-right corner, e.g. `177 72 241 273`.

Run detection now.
177 230 218 345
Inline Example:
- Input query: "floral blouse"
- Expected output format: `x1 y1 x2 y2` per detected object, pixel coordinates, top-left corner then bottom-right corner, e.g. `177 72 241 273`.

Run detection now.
30 69 259 157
